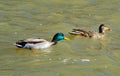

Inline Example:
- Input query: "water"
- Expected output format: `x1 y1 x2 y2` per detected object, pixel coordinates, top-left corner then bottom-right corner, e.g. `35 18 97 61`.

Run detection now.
0 0 120 76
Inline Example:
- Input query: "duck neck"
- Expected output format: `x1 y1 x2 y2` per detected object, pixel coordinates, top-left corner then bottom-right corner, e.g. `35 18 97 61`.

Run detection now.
99 28 105 34
51 41 58 45
51 36 59 45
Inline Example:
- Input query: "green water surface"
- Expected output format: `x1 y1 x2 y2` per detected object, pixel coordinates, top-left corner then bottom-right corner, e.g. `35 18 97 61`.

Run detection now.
0 0 120 76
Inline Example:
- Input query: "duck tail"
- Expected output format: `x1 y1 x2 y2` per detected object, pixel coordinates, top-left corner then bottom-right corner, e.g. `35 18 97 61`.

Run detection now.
14 40 27 48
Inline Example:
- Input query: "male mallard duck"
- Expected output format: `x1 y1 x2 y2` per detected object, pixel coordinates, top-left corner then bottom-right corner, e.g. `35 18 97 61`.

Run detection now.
69 24 112 38
15 32 69 49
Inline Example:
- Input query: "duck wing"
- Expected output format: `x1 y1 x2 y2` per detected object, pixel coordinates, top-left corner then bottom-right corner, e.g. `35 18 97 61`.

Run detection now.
25 38 48 43
87 30 97 38
69 29 99 38
69 29 90 37
15 38 48 48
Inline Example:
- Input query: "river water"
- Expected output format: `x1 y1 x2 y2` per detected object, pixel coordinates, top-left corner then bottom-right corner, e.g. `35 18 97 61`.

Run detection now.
0 0 120 76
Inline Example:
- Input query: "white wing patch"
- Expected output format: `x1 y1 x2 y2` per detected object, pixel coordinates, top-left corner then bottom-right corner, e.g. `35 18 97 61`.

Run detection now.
25 38 47 43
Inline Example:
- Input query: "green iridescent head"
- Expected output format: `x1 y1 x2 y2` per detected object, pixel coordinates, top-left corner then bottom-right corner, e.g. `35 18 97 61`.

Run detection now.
51 32 69 43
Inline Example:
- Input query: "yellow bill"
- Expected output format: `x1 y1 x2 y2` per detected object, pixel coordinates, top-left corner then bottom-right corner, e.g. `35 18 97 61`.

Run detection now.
64 37 70 40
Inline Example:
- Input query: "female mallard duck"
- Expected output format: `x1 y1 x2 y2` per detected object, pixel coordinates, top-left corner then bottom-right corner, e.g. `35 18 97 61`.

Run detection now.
15 32 69 49
69 24 112 38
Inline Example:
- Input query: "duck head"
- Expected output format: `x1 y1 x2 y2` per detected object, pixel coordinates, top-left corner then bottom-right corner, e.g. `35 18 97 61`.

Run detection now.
99 24 112 34
51 32 69 44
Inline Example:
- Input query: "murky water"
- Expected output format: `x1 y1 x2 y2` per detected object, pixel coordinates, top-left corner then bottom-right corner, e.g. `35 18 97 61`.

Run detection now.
0 0 120 76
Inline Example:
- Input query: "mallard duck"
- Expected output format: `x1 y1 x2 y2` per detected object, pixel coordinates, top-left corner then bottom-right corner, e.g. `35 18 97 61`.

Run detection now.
69 24 112 38
15 32 69 49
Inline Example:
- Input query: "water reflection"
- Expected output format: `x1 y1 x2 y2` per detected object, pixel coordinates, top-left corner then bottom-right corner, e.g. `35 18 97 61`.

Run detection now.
15 47 52 54
69 33 112 51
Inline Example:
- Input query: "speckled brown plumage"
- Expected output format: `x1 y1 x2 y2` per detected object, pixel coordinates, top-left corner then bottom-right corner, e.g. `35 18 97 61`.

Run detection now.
69 24 111 38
